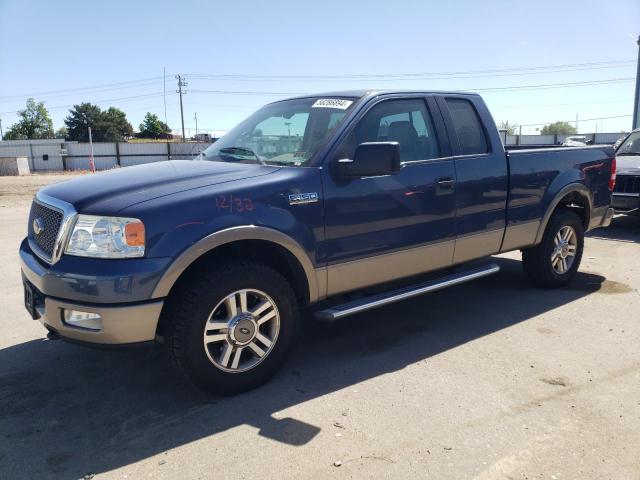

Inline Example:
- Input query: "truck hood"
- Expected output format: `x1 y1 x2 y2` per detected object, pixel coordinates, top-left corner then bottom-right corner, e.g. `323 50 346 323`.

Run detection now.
616 154 640 175
40 160 278 214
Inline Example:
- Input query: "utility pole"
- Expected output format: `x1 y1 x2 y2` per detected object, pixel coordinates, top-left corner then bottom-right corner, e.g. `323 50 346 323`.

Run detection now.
88 125 95 172
176 74 187 142
194 112 198 138
163 67 168 127
83 117 95 173
0 118 3 141
575 112 579 131
633 35 640 130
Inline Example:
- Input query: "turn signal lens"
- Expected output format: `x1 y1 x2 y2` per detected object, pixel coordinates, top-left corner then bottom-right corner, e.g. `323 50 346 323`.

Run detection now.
125 222 145 246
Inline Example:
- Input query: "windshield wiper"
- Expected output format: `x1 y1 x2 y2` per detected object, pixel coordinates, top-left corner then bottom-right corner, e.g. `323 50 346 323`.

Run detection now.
218 147 266 165
616 152 640 156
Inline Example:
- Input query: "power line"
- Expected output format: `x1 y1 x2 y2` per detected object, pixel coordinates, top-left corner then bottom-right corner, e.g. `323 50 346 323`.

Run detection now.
472 77 635 92
0 76 171 101
518 114 632 128
1 58 633 102
187 77 635 97
491 99 633 109
0 79 167 105
188 64 636 83
185 59 635 80
0 92 175 115
189 89 307 96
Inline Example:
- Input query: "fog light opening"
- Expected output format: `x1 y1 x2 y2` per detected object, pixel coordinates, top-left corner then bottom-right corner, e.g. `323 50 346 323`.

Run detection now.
63 309 102 331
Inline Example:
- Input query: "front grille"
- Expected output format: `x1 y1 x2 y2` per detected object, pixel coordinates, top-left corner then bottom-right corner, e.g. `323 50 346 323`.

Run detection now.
614 175 640 194
28 201 63 258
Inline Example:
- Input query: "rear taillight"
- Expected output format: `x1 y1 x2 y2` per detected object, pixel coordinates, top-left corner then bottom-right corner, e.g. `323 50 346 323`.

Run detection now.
609 156 617 191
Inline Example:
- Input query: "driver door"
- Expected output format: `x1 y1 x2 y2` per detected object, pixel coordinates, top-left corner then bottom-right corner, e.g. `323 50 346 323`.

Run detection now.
321 96 457 296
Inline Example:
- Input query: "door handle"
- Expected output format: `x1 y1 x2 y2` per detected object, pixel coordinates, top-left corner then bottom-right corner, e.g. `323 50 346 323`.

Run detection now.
436 176 455 185
435 176 455 195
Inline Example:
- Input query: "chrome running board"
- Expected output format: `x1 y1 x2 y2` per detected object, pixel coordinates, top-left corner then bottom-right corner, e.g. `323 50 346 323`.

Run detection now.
315 263 500 322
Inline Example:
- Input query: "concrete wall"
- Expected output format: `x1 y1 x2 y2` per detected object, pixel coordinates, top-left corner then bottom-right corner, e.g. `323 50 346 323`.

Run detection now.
0 157 30 175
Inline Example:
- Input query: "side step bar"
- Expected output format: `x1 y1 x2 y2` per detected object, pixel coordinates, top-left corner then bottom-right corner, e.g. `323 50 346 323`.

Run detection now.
314 263 500 322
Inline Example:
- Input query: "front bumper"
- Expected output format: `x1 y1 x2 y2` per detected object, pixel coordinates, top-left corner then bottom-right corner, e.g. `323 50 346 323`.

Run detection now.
33 293 163 345
20 238 166 345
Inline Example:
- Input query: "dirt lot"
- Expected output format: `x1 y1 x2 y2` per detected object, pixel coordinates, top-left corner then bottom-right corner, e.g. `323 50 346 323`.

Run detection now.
0 174 639 479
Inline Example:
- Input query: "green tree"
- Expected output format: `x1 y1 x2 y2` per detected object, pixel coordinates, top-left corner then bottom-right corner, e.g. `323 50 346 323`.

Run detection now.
498 120 518 135
541 121 577 135
138 112 171 138
97 107 133 141
54 127 68 139
64 103 103 141
64 104 133 142
3 98 54 140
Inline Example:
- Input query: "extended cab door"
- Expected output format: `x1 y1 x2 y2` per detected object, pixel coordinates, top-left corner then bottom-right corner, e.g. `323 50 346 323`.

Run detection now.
435 95 509 263
321 95 457 296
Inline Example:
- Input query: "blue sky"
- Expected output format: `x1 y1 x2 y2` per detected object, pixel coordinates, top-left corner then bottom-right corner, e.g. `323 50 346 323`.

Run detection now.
0 0 638 136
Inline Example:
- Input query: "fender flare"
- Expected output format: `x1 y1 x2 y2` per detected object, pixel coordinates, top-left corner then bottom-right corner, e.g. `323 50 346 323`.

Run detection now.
534 183 593 244
151 225 320 302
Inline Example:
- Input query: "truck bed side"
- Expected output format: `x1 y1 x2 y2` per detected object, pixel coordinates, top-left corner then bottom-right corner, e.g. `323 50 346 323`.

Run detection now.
500 145 614 252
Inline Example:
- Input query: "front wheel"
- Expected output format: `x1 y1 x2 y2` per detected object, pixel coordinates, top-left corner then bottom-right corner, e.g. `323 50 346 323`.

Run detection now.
522 210 584 288
165 260 299 395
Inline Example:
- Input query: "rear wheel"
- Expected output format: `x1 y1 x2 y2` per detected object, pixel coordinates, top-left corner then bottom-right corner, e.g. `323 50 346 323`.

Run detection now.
522 210 584 288
165 260 299 394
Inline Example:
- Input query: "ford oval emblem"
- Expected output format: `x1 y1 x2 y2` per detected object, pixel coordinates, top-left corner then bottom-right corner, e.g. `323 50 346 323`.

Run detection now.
33 218 45 235
239 327 250 335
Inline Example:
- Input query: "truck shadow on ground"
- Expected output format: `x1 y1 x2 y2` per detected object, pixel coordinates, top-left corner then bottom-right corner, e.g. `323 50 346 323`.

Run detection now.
587 214 640 243
0 257 607 478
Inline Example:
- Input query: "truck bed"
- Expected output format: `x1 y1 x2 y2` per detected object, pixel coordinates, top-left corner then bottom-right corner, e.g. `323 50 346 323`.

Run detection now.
500 145 615 252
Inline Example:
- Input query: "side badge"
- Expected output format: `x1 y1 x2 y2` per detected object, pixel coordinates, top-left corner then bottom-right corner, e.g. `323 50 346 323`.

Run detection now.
288 192 319 205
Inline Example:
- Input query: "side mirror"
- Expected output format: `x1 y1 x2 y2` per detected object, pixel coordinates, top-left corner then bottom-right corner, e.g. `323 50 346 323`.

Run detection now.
337 142 400 179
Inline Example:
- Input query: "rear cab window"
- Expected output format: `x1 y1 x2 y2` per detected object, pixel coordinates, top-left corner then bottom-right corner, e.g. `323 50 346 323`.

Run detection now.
444 98 488 156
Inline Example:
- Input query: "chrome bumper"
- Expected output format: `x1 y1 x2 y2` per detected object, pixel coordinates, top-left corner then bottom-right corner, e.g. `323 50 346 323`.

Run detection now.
612 193 639 213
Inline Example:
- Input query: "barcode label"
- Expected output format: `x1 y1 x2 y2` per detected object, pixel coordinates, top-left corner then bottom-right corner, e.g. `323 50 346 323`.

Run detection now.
311 99 353 110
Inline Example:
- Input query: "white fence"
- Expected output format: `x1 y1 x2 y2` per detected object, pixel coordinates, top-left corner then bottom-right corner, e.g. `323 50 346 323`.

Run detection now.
0 132 631 172
0 140 212 171
503 132 628 146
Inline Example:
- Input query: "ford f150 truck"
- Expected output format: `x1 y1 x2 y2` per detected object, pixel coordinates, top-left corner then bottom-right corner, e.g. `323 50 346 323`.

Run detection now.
20 90 616 394
612 128 640 214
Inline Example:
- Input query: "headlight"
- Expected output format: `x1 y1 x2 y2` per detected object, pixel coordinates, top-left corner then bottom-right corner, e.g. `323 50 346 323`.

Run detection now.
65 215 145 258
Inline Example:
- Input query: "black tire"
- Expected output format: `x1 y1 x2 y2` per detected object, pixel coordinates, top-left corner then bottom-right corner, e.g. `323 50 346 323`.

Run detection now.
522 210 584 288
164 260 299 395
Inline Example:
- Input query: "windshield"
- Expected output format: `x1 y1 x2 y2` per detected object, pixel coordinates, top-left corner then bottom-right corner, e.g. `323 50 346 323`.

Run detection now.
617 131 640 155
201 97 358 166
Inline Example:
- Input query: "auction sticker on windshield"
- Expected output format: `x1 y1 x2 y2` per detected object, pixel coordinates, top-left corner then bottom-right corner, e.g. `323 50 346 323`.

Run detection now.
312 98 353 109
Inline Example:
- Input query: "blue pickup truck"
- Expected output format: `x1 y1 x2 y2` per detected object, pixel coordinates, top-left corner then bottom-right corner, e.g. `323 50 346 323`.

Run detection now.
20 90 616 393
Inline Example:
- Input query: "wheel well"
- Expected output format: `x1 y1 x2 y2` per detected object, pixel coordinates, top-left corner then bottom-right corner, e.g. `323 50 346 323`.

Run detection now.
554 191 590 228
157 239 310 336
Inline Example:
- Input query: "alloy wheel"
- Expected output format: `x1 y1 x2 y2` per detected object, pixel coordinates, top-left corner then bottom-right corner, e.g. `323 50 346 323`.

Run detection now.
202 289 280 373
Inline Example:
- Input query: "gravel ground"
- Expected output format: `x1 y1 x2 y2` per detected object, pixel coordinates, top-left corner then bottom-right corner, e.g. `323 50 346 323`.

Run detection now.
0 175 639 479
0 173 82 207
